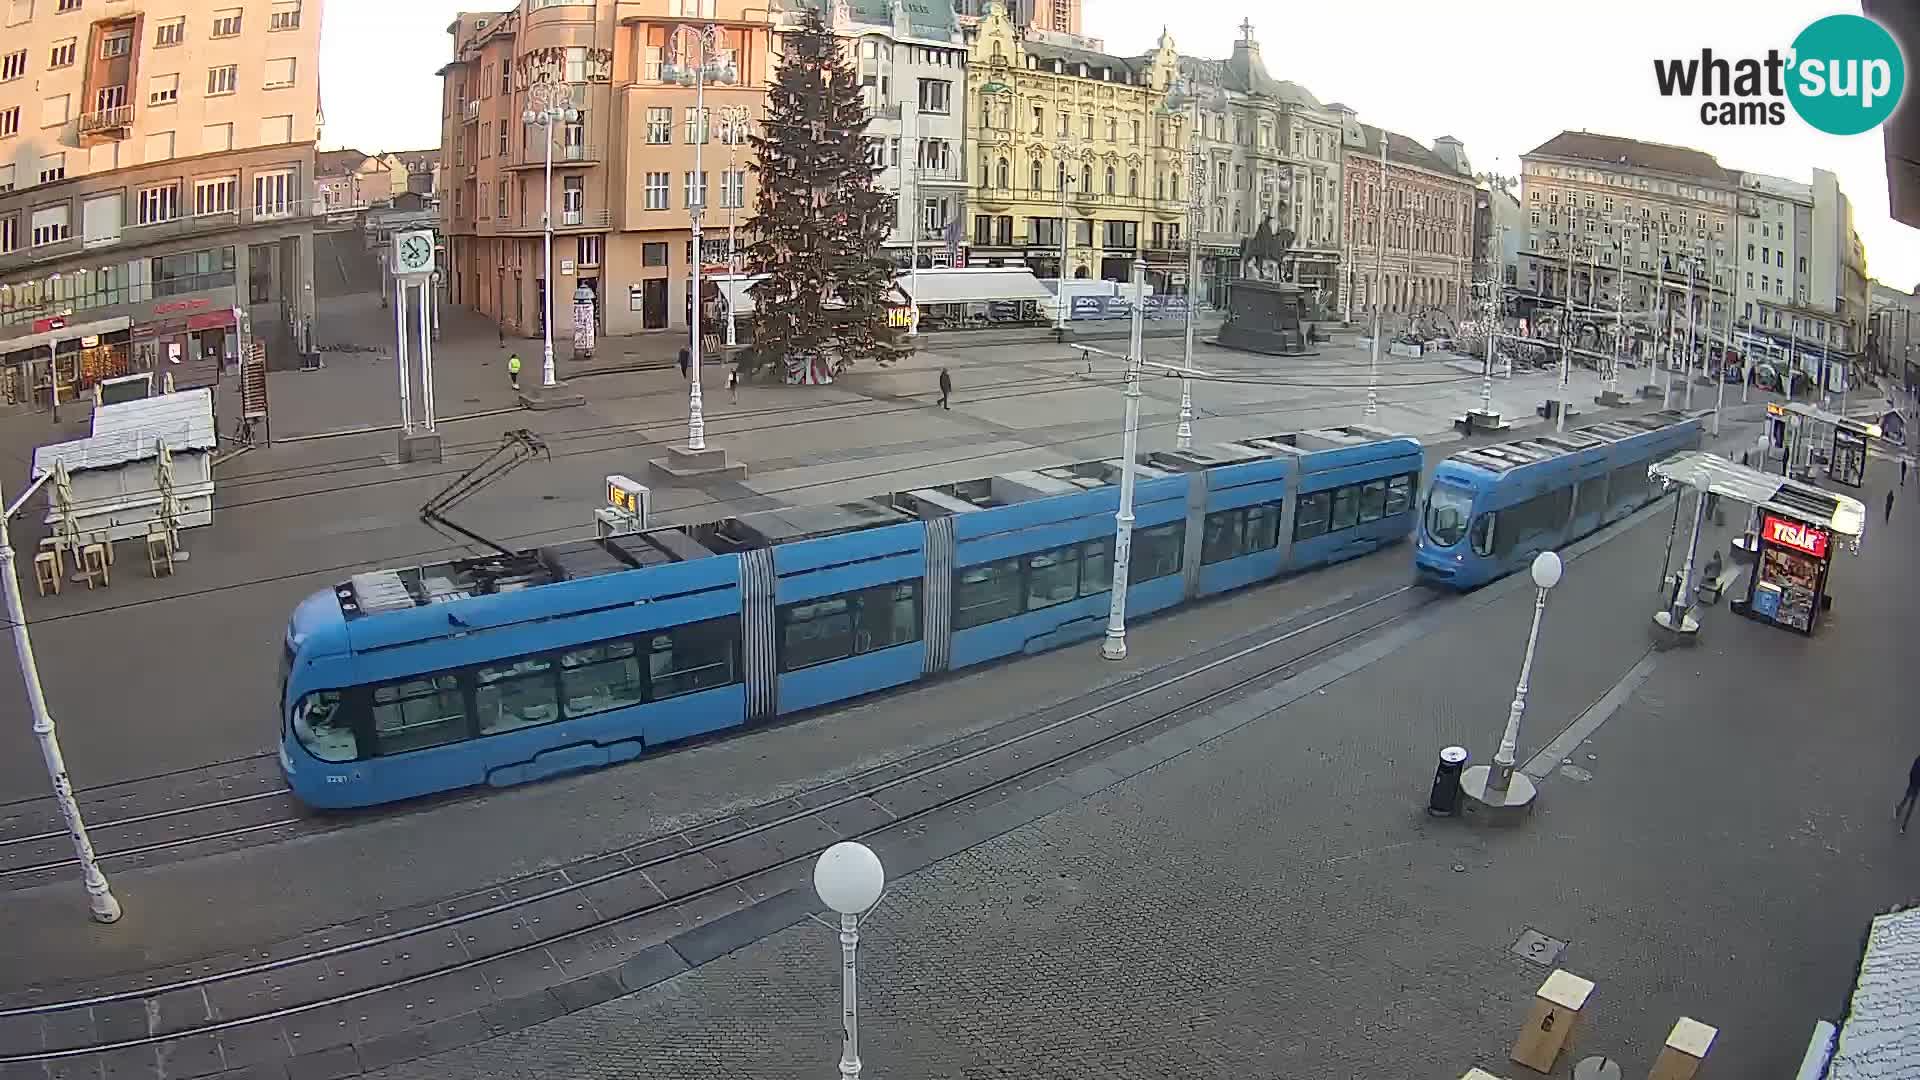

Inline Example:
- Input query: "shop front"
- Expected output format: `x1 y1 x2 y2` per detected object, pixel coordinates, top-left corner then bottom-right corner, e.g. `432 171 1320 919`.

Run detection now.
1 315 135 411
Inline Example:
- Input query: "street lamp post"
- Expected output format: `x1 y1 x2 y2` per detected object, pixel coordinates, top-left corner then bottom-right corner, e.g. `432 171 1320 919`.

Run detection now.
1162 81 1207 450
2 476 121 923
1054 152 1074 335
813 842 886 1080
1368 134 1386 419
1460 550 1562 818
1102 264 1149 662
906 103 920 338
1682 255 1700 411
665 26 738 452
522 87 578 390
720 104 750 349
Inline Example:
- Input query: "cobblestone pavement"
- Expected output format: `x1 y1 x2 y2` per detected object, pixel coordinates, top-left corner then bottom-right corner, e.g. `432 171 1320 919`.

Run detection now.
354 456 1920 1080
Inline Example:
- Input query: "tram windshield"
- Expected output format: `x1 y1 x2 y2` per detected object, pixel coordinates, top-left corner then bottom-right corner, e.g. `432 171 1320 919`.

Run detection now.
1424 483 1475 547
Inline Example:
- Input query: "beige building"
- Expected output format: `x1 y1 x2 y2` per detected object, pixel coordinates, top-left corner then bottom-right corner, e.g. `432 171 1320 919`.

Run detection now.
1340 119 1477 322
0 0 324 399
439 1 773 339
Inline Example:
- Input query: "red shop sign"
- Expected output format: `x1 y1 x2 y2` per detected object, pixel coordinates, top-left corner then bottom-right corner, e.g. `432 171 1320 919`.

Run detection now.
32 316 68 333
152 298 211 316
1763 515 1829 559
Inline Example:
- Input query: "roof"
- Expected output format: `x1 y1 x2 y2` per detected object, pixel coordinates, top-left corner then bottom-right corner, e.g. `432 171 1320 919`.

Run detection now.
901 267 1054 305
1824 905 1920 1079
1524 131 1736 184
316 149 374 176
1648 450 1867 542
1352 124 1458 178
31 388 216 477
1444 411 1695 476
1023 40 1145 80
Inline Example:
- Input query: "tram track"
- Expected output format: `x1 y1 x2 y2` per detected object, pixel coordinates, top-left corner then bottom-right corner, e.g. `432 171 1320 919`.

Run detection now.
0 581 1433 1069
0 788 311 885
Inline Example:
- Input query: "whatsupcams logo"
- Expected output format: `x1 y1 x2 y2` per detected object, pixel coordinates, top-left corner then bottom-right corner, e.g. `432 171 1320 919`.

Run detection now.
1652 14 1906 134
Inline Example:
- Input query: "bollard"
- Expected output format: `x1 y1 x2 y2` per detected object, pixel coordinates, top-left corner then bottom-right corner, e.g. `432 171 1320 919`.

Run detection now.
1646 1017 1716 1080
1429 746 1469 816
1511 969 1596 1074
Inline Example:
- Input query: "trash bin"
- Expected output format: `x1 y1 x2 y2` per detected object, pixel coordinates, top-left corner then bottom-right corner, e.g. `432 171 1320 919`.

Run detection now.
1428 745 1468 816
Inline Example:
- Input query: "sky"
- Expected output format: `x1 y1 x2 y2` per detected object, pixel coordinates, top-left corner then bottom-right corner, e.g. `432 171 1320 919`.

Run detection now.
317 0 1918 291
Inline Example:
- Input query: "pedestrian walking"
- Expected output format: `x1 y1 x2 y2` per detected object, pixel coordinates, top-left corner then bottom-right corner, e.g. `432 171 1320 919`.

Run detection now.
1886 488 1896 524
507 353 521 391
727 366 739 403
938 367 952 410
678 346 691 380
1897 754 1920 833
498 325 506 348
1902 458 1908 486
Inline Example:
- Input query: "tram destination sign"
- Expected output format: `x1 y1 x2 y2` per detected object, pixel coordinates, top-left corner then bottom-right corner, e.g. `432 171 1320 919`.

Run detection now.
1763 514 1829 558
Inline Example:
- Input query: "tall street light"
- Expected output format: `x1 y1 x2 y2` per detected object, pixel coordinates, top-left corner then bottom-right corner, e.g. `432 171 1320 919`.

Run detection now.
522 84 578 390
665 25 738 451
2 474 121 923
1368 132 1387 419
814 841 886 1080
1461 550 1563 818
1161 78 1207 451
1102 263 1150 662
1054 150 1075 335
719 104 751 350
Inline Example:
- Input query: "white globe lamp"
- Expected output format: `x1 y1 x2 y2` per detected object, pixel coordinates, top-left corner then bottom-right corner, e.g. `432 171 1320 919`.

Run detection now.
1530 550 1564 590
814 841 885 914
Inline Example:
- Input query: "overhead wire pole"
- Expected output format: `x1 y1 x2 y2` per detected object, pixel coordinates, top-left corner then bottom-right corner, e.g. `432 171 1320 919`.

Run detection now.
1102 263 1149 662
1714 249 1730 435
906 100 920 338
1682 254 1699 411
722 104 749 349
1556 209 1576 432
1162 77 1206 450
666 25 736 451
2 474 121 924
1368 131 1386 419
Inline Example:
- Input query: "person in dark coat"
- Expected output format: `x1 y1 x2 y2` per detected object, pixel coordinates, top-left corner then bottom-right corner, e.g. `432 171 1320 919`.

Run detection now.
1897 754 1920 833
678 346 691 380
937 368 952 409
1886 488 1896 524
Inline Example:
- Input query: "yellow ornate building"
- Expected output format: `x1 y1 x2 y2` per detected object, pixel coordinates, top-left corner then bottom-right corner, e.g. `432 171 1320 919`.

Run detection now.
961 4 1185 282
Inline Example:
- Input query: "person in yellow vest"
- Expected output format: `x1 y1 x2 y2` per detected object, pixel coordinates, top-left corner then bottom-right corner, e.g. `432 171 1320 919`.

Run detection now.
507 353 522 391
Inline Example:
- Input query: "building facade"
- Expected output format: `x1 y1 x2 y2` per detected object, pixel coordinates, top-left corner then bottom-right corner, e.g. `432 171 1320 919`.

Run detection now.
959 3 1182 283
438 0 772 339
0 0 323 394
1473 182 1523 290
1726 168 1868 382
1176 23 1345 310
1340 118 1476 324
1516 132 1738 363
953 0 1081 39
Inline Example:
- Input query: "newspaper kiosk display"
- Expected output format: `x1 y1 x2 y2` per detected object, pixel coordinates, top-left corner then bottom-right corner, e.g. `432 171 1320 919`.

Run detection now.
1747 515 1830 633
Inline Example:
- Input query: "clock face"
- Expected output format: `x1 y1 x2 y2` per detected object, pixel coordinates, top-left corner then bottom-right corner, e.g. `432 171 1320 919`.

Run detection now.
400 235 432 267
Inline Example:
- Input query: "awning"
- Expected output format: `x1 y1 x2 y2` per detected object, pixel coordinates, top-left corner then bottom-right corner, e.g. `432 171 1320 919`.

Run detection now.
897 268 1053 305
0 315 134 358
186 309 237 331
1648 451 1867 548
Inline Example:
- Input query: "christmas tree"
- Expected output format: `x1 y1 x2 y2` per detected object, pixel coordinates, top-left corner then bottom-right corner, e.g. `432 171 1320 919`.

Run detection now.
745 7 898 384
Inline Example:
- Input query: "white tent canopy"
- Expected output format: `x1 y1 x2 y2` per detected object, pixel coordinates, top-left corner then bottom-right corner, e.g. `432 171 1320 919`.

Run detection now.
897 267 1054 306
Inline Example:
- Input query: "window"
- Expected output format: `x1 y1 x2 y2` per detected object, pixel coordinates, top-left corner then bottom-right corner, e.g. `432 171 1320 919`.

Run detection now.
207 64 236 95
269 1 300 30
263 57 296 88
31 203 69 245
683 106 708 144
58 0 80 9
1385 475 1414 517
149 73 178 106
1200 502 1283 565
1356 479 1388 524
253 169 294 217
201 122 232 151
293 692 355 762
474 656 557 735
954 557 1023 630
371 673 466 755
644 171 668 210
50 39 75 68
778 582 920 671
721 169 744 209
576 234 601 266
562 174 584 214
1491 486 1573 559
194 175 236 216
496 184 507 218
80 191 119 245
211 7 241 37
646 106 670 144
1025 549 1079 611
642 241 667 266
0 107 16 137
917 78 950 114
683 170 706 209
1 50 23 80
155 17 183 45
1132 523 1184 582
144 130 173 161
100 29 129 58
259 114 292 144
1423 482 1472 547
37 152 64 184
559 640 644 717
564 45 587 83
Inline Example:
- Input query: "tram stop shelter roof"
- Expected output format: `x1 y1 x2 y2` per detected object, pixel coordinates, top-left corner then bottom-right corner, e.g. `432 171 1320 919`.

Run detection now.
1649 450 1868 552
1774 401 1884 438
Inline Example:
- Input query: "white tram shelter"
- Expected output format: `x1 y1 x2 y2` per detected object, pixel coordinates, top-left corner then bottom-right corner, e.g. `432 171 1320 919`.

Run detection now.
1648 451 1865 641
30 386 216 545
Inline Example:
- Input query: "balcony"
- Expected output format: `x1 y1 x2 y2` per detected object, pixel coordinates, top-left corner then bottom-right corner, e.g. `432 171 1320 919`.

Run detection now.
78 104 136 142
464 100 481 122
503 143 602 171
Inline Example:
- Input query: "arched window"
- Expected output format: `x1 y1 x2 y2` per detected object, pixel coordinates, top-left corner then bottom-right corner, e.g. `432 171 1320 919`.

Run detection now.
1031 160 1043 190
1104 166 1115 195
1127 168 1137 196
1081 164 1092 192
997 158 1009 189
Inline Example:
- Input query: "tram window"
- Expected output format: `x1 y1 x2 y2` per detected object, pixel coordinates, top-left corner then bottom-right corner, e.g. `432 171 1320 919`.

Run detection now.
1244 502 1281 552
1133 522 1184 581
293 690 357 762
1574 476 1608 520
1294 491 1331 540
1078 537 1111 597
780 596 854 670
560 640 645 718
954 556 1024 629
1200 509 1244 565
1424 483 1473 547
650 617 738 698
854 581 921 653
1026 547 1080 611
476 656 560 735
1610 464 1648 506
1357 480 1388 524
1385 474 1414 516
1469 513 1496 556
1494 487 1573 558
1329 487 1360 531
370 673 469 755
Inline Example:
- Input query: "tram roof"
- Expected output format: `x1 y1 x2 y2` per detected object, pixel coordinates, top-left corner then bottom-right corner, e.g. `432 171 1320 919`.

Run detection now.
1443 411 1694 475
1648 450 1867 543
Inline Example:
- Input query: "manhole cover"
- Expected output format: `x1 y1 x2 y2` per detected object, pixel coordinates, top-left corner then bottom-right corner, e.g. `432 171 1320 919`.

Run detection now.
1573 1057 1621 1080
1511 929 1567 967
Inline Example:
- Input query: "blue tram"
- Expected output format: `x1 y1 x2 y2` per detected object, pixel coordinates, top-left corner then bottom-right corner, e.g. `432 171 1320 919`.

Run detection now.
1413 410 1702 590
281 427 1423 808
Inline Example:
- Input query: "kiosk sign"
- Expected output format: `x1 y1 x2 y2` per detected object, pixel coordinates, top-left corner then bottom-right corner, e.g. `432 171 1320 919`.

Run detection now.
1763 514 1828 558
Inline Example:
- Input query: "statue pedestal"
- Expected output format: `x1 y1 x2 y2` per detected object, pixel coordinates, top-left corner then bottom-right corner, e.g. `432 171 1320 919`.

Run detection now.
1215 278 1308 357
